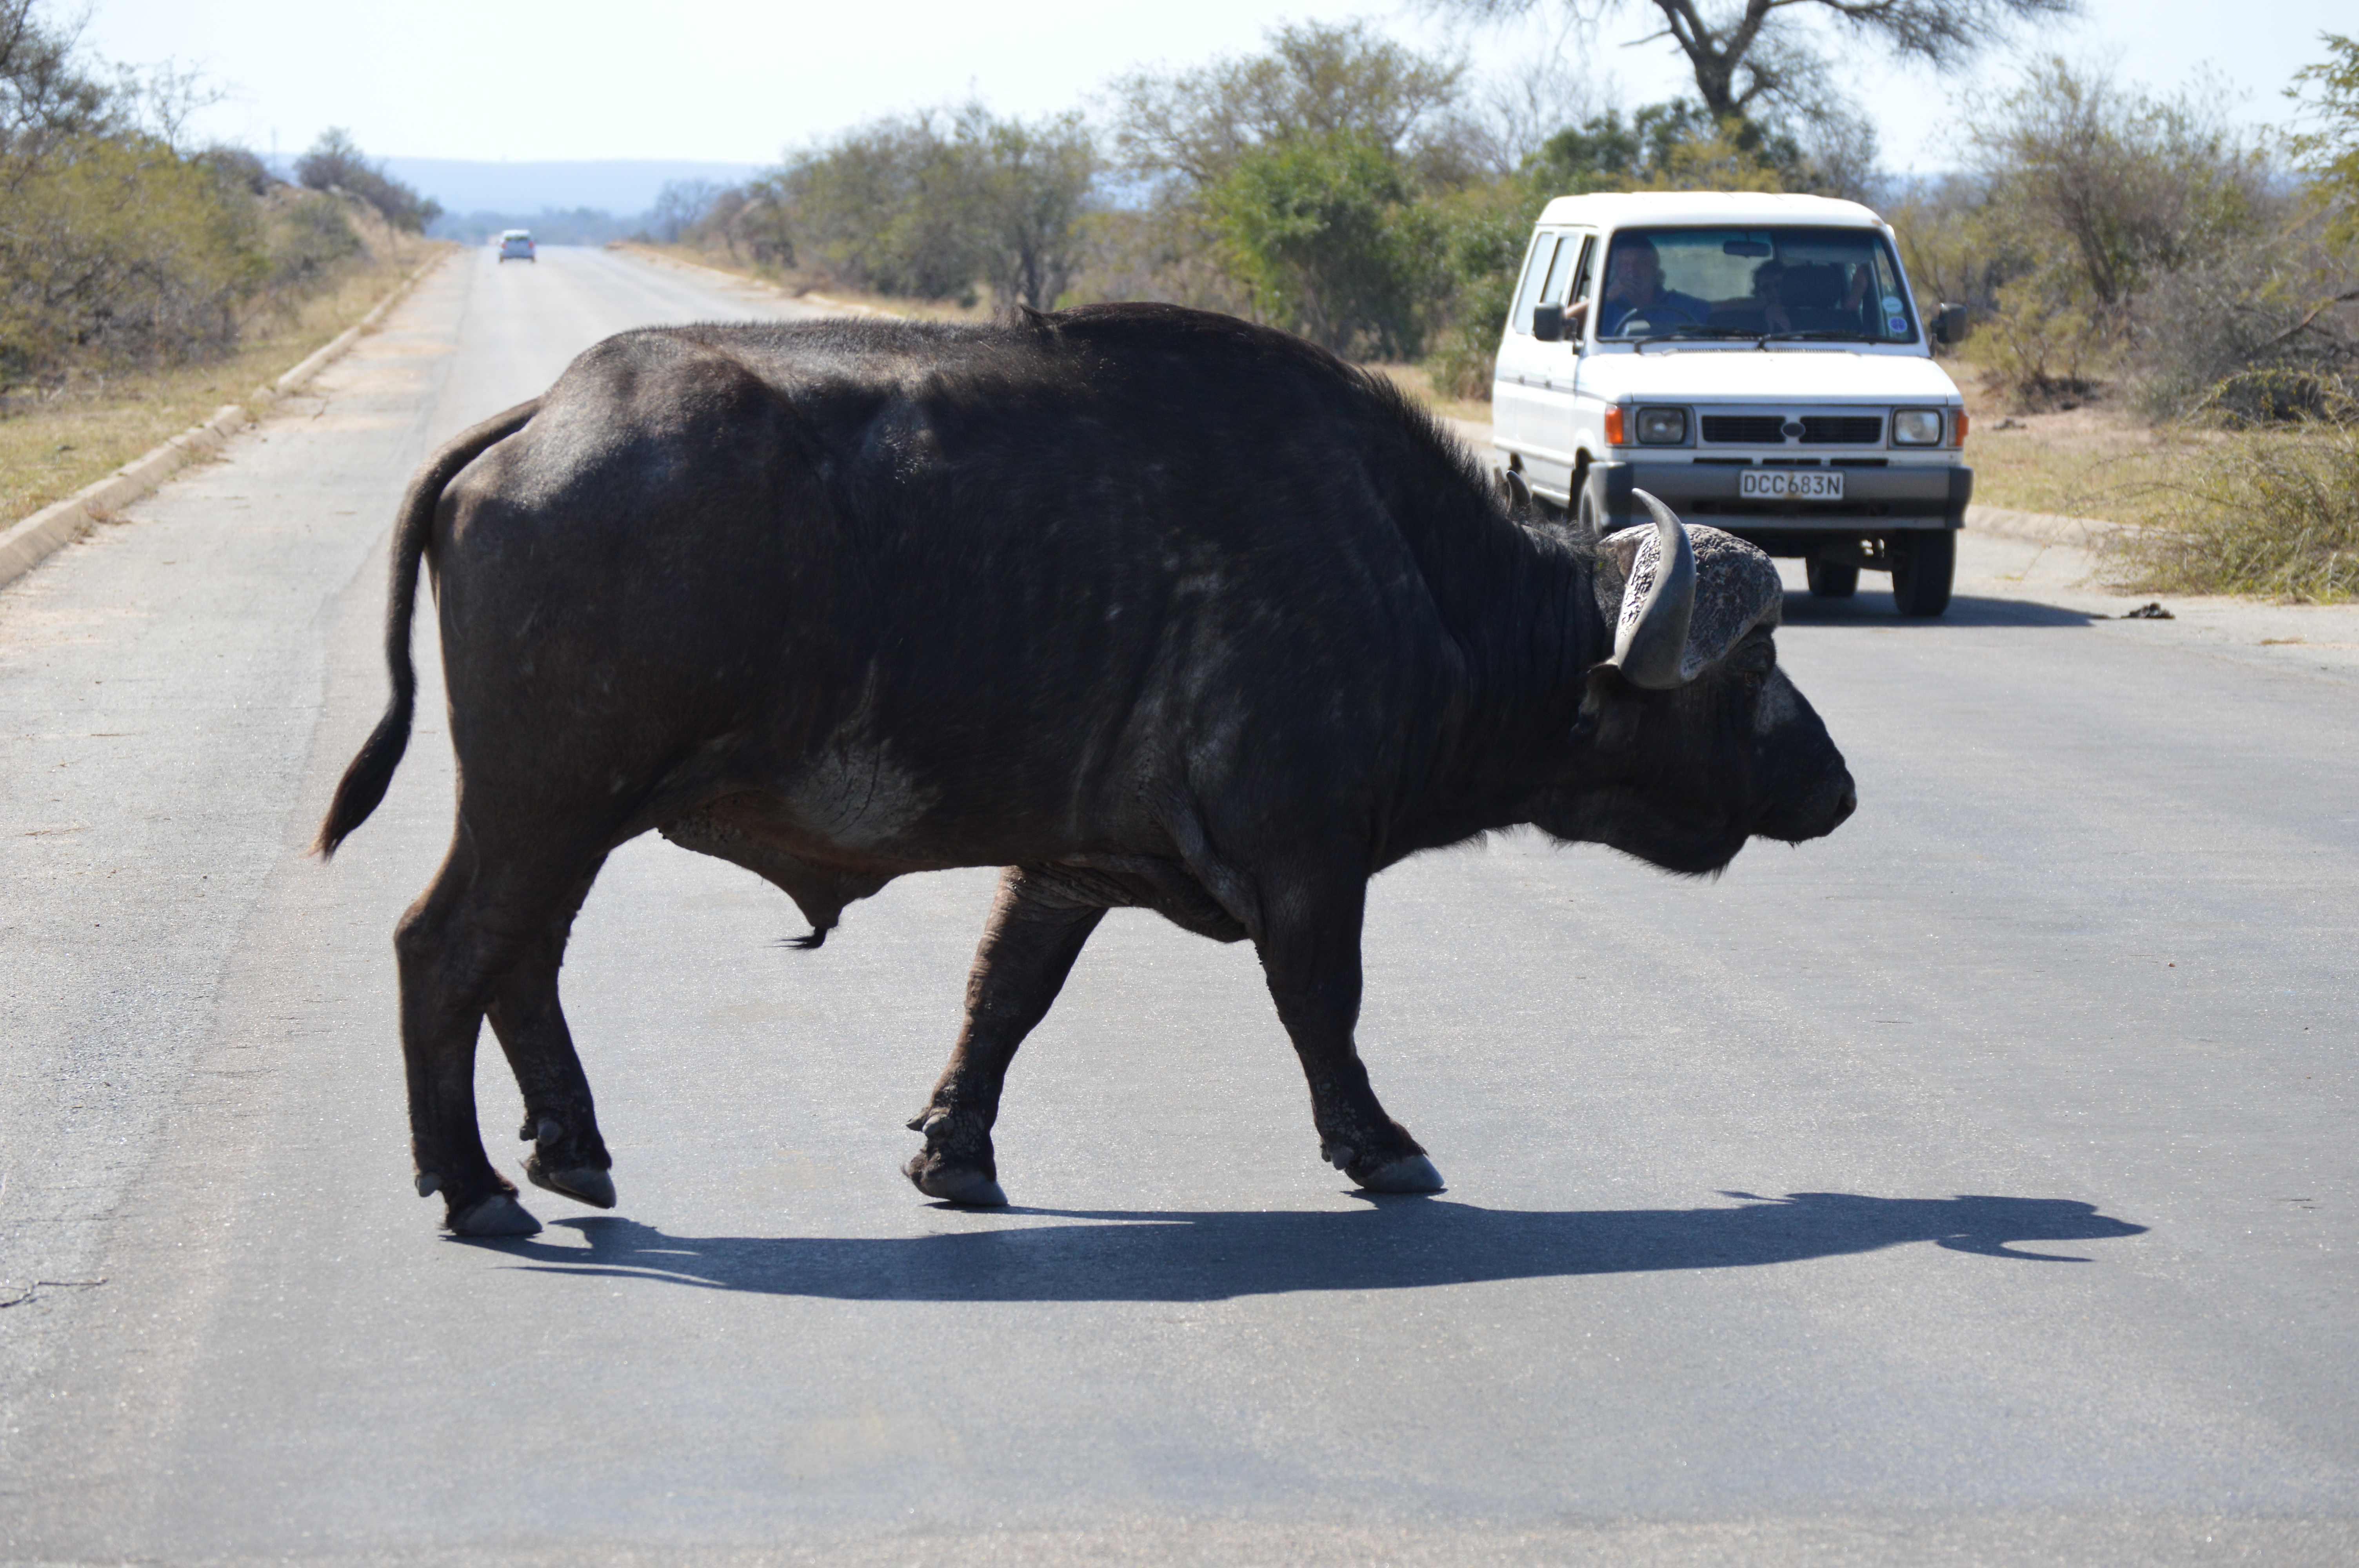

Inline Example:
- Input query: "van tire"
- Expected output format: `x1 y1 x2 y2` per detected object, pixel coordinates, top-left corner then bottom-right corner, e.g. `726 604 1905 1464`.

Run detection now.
1890 531 1955 617
1807 557 1859 598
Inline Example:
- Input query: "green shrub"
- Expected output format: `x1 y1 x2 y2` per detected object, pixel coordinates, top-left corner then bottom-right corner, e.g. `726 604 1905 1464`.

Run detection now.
263 191 366 297
1420 179 1545 398
0 132 267 380
1204 129 1436 358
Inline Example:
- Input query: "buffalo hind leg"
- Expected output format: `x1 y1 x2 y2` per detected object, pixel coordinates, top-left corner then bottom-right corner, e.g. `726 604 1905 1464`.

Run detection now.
397 826 607 1235
905 866 1107 1206
485 854 616 1211
1255 860 1443 1193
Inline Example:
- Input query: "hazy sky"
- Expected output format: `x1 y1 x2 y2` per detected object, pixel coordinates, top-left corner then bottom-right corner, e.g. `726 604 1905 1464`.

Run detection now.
79 0 2345 175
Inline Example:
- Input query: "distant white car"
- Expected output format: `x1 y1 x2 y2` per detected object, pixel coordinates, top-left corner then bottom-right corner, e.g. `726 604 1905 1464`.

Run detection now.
498 230 535 263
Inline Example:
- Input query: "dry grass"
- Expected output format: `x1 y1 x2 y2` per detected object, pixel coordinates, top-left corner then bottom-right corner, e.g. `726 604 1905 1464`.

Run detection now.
1952 364 2359 601
1953 366 2210 521
620 242 994 324
0 241 437 528
2106 419 2359 602
1367 363 1492 426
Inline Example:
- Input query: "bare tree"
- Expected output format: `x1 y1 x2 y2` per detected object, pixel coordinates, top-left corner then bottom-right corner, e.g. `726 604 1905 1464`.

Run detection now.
649 178 723 243
1427 0 2078 124
1444 53 1604 177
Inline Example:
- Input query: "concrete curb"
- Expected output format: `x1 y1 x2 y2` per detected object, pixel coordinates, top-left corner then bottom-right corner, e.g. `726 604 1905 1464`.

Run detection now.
0 249 448 593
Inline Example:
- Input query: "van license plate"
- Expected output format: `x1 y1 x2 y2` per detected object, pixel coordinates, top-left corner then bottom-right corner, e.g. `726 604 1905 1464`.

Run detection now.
1740 469 1843 501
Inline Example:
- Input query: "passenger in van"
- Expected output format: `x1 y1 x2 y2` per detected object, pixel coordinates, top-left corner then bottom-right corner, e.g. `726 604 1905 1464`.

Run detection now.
1597 237 1710 335
1733 260 1877 334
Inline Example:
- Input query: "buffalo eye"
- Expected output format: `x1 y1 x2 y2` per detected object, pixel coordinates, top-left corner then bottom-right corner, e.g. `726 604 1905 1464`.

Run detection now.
1731 640 1774 690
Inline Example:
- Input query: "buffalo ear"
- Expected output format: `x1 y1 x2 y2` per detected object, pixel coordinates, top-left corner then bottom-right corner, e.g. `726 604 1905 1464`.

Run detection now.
1578 666 1643 753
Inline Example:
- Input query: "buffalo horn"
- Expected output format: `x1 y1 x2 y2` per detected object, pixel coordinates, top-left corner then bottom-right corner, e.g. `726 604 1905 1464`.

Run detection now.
1502 468 1534 515
1609 490 1696 689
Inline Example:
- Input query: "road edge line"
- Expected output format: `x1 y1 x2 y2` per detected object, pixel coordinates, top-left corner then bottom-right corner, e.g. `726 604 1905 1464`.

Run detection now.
0 248 450 594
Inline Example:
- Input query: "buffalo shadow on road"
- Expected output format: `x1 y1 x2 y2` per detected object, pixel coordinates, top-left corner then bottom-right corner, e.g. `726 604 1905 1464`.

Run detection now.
462 1191 2146 1303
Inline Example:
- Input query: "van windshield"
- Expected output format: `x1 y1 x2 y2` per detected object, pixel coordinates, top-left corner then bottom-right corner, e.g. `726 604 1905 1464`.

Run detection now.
1596 227 1916 343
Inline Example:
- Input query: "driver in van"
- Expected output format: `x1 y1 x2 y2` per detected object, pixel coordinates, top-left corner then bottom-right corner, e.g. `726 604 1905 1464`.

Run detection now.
1750 260 1792 333
1598 236 1710 335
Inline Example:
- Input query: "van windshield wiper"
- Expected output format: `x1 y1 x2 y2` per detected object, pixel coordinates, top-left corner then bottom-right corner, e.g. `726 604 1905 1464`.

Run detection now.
1752 330 1877 348
1621 326 1865 352
1625 324 1731 352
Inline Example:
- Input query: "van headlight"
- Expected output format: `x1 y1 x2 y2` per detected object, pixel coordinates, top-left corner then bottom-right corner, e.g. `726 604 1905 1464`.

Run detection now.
1635 407 1688 445
1892 409 1944 445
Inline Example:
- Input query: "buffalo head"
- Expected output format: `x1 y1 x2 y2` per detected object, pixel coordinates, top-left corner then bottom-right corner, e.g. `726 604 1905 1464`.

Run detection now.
1533 491 1857 874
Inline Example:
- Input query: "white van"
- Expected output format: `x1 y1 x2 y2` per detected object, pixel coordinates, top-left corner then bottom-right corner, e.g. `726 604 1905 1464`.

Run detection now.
1492 191 1971 615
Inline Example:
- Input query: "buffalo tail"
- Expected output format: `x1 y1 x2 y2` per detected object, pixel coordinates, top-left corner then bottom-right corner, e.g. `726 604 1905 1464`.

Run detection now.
312 398 542 858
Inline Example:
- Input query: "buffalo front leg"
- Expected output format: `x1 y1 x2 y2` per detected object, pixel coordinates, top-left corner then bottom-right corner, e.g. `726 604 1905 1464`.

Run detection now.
485 855 616 1211
905 866 1107 1206
1255 863 1443 1194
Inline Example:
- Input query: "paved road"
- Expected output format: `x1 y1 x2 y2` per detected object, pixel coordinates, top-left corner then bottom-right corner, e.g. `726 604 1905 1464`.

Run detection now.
2 247 2353 1565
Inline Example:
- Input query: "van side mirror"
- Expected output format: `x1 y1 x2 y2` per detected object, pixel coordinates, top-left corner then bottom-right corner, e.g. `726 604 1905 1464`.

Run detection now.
1933 303 1968 345
1531 303 1564 343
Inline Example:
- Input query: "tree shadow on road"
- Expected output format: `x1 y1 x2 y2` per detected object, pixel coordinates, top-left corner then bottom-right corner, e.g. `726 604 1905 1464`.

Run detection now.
456 1191 2146 1303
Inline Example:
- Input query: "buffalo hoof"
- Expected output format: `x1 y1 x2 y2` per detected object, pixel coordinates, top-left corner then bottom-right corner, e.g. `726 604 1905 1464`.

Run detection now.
904 1156 1008 1208
1350 1154 1445 1194
448 1192 543 1236
524 1159 616 1209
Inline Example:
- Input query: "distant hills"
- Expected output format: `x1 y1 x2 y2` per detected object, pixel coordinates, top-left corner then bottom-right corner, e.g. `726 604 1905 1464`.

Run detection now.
378 158 765 220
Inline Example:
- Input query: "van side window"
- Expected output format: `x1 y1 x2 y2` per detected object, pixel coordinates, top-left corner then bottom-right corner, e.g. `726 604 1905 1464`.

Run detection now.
1539 238 1579 316
1567 236 1596 307
1510 234 1560 335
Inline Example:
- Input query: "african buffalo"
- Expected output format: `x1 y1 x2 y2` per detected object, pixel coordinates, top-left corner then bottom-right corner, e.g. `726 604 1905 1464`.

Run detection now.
316 303 1855 1236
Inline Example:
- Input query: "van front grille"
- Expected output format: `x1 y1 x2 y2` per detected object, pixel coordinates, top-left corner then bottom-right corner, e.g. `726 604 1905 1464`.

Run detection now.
1700 414 1886 445
1801 416 1883 444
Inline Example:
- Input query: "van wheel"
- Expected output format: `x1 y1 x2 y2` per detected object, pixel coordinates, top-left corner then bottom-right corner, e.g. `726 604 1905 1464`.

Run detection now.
1890 531 1955 617
1807 557 1859 598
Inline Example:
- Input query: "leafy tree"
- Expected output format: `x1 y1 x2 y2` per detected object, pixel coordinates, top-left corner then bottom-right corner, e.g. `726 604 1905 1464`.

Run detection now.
1421 176 1552 393
2288 33 2359 250
1530 100 1802 192
2 131 268 376
296 128 440 232
763 112 983 299
761 104 1096 309
967 109 1096 311
1204 129 1436 356
1109 20 1466 187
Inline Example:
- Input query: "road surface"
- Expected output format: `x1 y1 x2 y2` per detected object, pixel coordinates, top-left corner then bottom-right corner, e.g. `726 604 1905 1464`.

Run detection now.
2 245 2353 1565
